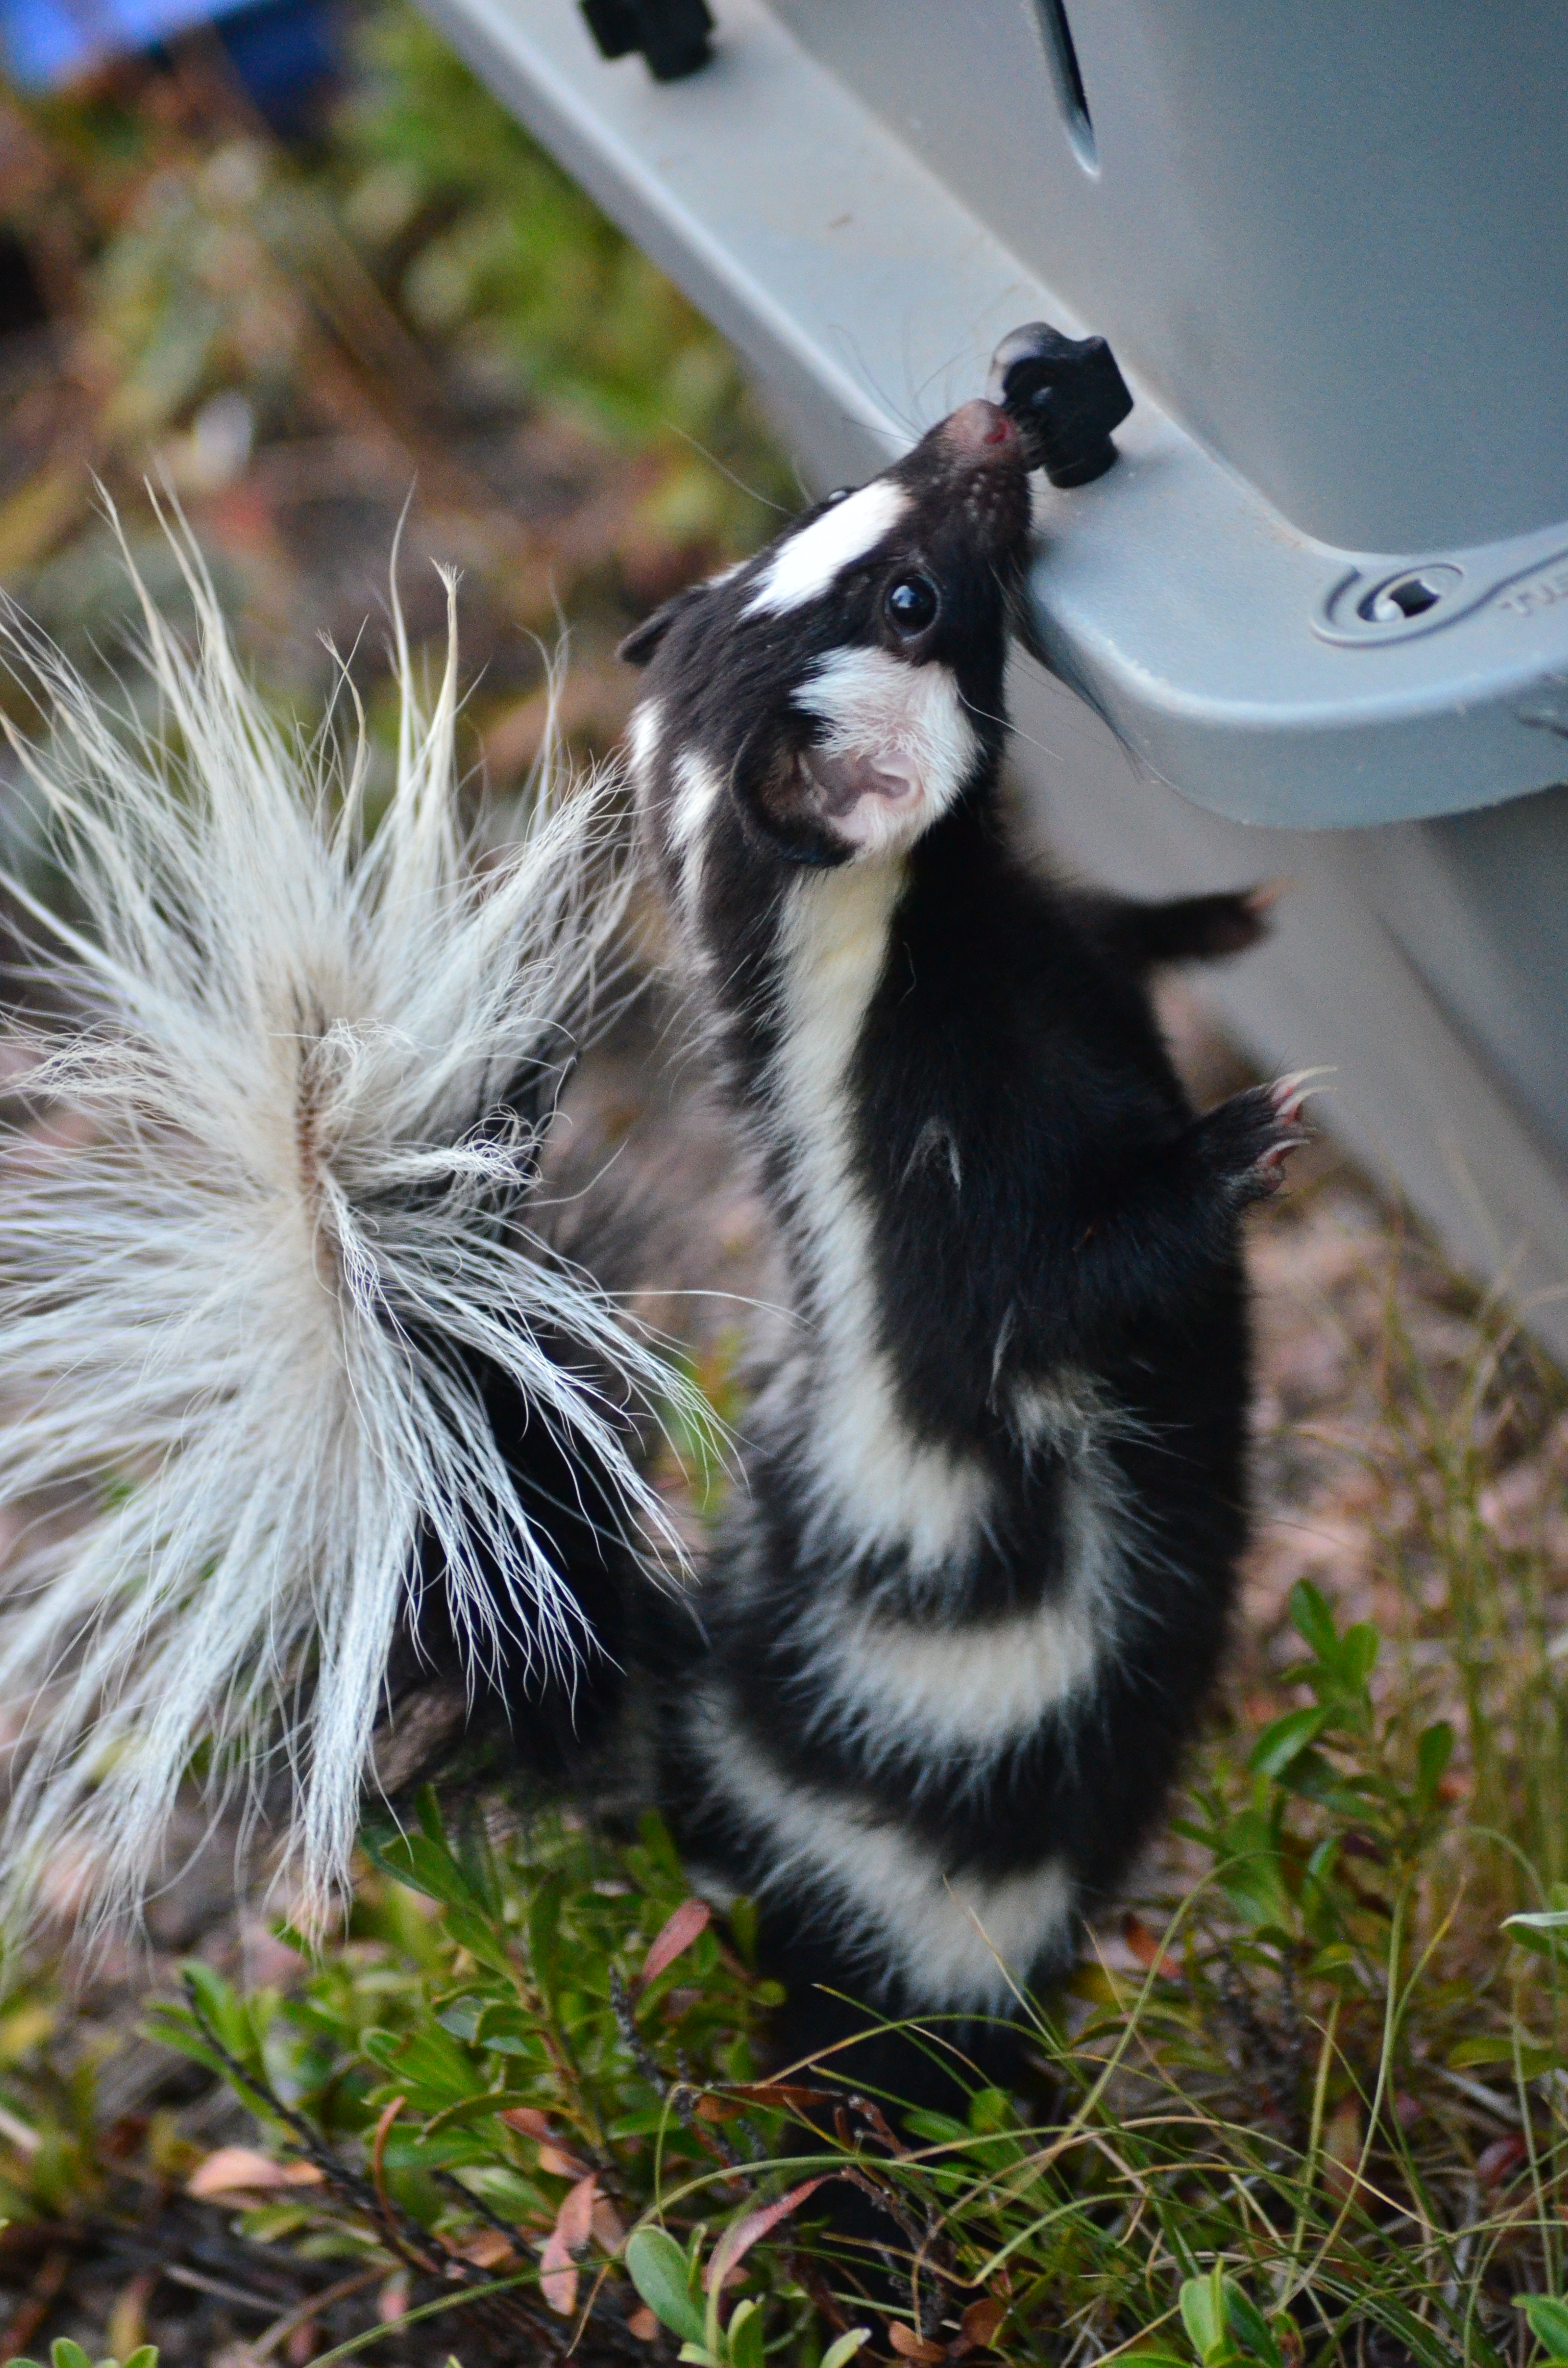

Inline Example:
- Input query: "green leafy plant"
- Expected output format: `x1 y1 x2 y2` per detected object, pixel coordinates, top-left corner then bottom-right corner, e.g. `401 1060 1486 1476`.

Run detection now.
142 1793 842 2354
13 2346 157 2368
625 2220 870 2367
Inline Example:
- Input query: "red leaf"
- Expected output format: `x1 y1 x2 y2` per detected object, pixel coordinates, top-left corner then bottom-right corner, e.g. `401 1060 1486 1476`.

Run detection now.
591 2195 627 2253
539 2235 576 2319
707 2082 833 2114
501 2106 552 2139
557 2171 598 2252
704 2178 826 2293
187 2146 323 2196
636 1898 711 1992
886 2325 945 2363
1477 2133 1528 2187
540 2173 597 2316
955 2297 1006 2354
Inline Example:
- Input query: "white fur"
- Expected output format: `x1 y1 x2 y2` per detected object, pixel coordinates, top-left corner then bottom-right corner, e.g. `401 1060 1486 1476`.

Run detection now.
797 1454 1121 1767
669 748 723 915
625 696 662 788
745 481 909 616
0 515 700 1933
796 647 980 857
688 1691 1074 2009
902 1115 962 1195
768 864 995 1572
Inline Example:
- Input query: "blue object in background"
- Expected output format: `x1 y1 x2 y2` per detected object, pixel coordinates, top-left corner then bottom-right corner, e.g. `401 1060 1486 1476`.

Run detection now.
214 0 340 135
0 0 339 136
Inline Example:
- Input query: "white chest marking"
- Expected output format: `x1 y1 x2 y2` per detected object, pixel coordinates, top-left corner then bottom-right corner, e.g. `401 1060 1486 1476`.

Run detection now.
795 647 980 856
745 481 909 616
689 1695 1074 2009
768 866 994 1571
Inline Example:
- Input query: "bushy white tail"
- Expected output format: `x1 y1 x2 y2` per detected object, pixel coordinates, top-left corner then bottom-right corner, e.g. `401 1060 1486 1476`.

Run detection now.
0 511 685 1933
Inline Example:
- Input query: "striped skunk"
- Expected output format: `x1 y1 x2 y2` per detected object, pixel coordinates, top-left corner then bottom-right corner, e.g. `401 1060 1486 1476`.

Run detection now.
0 391 1301 2099
623 395 1304 2107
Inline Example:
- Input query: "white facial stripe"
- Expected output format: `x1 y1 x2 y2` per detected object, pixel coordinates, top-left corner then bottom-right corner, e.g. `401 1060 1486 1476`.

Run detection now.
625 697 662 786
670 748 721 857
795 646 980 856
768 865 996 1569
668 753 729 937
745 480 909 616
688 1692 1074 2008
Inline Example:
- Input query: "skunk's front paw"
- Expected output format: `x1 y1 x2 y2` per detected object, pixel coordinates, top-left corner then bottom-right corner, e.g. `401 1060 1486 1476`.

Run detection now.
1194 1074 1313 1207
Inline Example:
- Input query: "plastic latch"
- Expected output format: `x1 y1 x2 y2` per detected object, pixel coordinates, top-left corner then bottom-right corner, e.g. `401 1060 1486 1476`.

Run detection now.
987 321 1134 489
580 0 715 81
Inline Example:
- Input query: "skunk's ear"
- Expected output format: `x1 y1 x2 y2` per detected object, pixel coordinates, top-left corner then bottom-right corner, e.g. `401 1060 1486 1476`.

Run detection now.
617 581 711 667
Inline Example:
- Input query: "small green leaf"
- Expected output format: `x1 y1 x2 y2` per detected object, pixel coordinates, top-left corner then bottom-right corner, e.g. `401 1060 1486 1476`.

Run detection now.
627 2226 709 2346
360 1829 482 1912
1224 2282 1284 2368
141 2006 232 2085
50 2344 95 2368
820 2334 872 2368
1289 1580 1339 1665
1214 1814 1295 1932
1338 1621 1380 1690
361 2023 481 2109
726 1896 759 1969
1520 2297 1568 2359
1180 2270 1227 2364
444 1903 514 1975
1449 2034 1557 2077
726 2298 766 2368
1249 1706 1332 1778
180 1962 251 2067
902 2108 968 2145
528 1876 565 2006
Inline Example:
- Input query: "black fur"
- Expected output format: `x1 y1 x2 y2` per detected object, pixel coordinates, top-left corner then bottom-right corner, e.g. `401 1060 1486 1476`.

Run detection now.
410 399 1293 2156
616 402 1293 2121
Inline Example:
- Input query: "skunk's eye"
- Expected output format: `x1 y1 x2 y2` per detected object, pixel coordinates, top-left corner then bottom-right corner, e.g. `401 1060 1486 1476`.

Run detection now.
823 487 852 506
884 574 940 637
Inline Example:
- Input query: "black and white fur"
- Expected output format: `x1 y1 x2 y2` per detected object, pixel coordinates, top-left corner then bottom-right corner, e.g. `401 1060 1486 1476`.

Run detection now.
0 404 1297 2060
0 537 697 1934
619 398 1301 2098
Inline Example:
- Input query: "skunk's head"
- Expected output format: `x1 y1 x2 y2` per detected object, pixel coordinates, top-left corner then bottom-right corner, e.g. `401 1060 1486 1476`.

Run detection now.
621 399 1032 872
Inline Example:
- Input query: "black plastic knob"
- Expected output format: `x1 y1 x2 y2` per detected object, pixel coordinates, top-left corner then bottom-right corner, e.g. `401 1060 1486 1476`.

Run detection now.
580 0 714 81
986 320 1133 488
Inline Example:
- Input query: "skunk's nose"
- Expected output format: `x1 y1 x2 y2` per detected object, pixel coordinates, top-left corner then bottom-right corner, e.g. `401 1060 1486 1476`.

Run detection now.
941 399 1021 461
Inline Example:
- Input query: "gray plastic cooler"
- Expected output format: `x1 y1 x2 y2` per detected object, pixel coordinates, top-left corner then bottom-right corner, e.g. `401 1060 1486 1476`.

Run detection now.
417 0 1568 1354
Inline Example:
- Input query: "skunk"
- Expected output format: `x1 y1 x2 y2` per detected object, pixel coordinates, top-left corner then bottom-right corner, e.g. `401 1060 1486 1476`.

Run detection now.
0 528 701 1934
0 390 1299 2095
621 396 1304 2103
